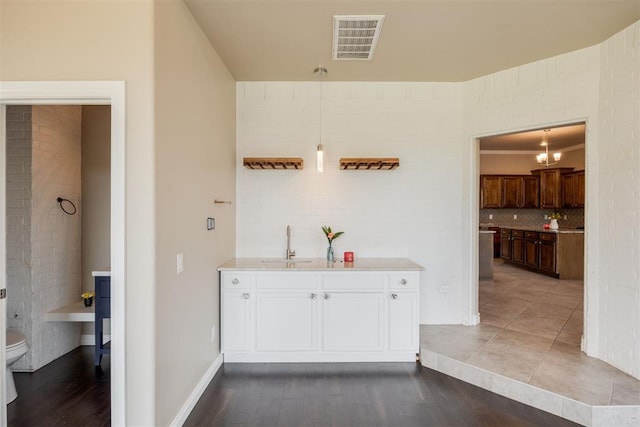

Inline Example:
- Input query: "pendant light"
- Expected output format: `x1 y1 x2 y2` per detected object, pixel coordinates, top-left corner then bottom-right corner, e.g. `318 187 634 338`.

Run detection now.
536 129 561 167
314 67 327 172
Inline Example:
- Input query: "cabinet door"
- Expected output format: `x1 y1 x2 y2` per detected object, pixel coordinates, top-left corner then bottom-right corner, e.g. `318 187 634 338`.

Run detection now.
502 177 522 208
574 171 585 207
539 234 557 274
388 292 418 351
562 173 575 208
522 176 540 208
500 229 512 260
322 292 384 351
539 169 561 209
256 291 318 351
511 231 524 264
480 176 502 208
524 232 539 268
222 291 252 352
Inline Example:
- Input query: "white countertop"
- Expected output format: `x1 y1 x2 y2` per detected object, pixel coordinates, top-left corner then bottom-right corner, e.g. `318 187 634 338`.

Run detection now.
218 258 424 271
479 230 496 234
45 300 94 322
91 270 111 276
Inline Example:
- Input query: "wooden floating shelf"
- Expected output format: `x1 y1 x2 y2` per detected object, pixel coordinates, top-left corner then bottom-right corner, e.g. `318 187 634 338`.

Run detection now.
243 157 304 170
339 158 400 170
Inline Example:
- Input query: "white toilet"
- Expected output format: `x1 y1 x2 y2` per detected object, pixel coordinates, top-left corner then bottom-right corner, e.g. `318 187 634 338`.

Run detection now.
6 330 29 403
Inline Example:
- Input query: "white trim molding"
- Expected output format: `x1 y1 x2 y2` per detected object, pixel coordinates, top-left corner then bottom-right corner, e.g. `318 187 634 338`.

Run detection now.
169 353 224 427
0 81 126 426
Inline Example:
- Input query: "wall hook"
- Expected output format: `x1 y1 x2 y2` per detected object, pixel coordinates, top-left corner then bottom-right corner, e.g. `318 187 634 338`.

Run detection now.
57 197 77 215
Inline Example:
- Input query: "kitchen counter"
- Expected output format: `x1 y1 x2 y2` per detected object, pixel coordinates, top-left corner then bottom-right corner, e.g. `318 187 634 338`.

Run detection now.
480 225 584 234
218 257 424 271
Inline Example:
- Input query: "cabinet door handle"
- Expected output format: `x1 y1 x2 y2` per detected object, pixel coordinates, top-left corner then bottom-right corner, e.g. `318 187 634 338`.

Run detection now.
242 293 250 299
400 279 408 286
324 293 330 300
310 293 317 300
391 293 398 300
232 278 240 285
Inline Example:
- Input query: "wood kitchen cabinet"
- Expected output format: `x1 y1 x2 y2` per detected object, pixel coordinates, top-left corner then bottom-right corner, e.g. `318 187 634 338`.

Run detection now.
524 231 540 269
480 176 502 208
539 233 557 274
562 170 585 208
500 228 582 279
532 168 574 209
481 175 539 208
500 229 512 260
511 230 525 264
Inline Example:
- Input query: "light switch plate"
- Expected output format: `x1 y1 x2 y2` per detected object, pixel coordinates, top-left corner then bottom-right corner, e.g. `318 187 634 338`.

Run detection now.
177 253 184 274
207 217 215 230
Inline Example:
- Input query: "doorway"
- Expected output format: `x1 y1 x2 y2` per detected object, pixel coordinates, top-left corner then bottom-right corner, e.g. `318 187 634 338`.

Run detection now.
0 81 125 426
476 123 586 348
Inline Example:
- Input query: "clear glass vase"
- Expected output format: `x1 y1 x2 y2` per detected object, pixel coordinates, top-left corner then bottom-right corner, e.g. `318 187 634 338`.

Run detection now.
327 246 334 262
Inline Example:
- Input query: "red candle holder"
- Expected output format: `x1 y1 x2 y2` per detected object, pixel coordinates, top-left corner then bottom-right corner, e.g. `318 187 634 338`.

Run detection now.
344 252 354 262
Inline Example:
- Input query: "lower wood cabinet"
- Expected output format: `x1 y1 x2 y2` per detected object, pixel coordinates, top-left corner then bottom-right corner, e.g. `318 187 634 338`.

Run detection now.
499 228 582 279
220 270 419 362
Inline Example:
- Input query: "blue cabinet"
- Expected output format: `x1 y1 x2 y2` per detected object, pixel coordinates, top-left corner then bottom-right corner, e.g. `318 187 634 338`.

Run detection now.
94 275 111 366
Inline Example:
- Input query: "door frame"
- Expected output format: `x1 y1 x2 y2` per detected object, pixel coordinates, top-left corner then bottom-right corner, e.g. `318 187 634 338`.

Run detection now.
467 119 591 349
0 81 126 426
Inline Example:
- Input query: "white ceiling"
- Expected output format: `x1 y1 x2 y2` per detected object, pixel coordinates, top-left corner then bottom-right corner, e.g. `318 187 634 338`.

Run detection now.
183 0 640 82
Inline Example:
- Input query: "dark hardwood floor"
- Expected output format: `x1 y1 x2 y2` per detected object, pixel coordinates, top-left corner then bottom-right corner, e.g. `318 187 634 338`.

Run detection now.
7 350 580 426
7 346 110 427
185 362 579 427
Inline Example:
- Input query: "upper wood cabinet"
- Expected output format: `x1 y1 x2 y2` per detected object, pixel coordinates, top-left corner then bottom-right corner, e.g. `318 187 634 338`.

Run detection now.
480 176 502 208
531 168 574 209
562 170 585 208
480 175 539 209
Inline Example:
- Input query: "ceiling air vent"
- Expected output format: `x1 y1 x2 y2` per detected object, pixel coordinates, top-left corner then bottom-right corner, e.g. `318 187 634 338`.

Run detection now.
332 15 385 61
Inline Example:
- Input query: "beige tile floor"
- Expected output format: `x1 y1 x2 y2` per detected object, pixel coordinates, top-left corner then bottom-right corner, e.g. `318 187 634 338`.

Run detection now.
420 260 640 406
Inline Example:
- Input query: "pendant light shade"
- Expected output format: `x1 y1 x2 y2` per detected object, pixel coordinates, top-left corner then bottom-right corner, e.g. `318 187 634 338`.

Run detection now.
317 144 324 172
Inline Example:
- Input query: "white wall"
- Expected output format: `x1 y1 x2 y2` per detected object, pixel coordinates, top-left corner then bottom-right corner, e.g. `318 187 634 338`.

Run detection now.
154 1 236 424
80 105 111 338
237 82 465 323
596 22 640 379
0 1 156 423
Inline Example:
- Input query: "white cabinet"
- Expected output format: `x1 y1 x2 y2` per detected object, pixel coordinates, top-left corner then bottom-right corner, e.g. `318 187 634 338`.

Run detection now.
388 291 418 351
322 292 384 352
221 291 251 352
220 269 420 362
256 291 318 351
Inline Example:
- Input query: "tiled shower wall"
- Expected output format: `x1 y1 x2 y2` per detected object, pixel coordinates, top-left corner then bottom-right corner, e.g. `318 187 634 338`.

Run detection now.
480 208 585 228
6 105 82 371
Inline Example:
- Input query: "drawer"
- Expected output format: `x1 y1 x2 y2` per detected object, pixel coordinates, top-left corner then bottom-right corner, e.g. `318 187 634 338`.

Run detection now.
539 233 556 242
500 229 511 237
322 273 385 290
512 230 524 238
222 273 252 289
95 277 110 298
256 272 317 290
389 273 419 290
525 231 539 239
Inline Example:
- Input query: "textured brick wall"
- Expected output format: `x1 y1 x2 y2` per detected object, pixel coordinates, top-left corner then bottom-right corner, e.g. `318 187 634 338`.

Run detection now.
597 22 640 378
29 105 82 370
237 82 465 324
6 106 33 344
6 105 82 371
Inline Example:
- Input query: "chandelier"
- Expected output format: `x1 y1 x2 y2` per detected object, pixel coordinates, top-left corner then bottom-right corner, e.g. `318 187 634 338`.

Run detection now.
536 129 561 167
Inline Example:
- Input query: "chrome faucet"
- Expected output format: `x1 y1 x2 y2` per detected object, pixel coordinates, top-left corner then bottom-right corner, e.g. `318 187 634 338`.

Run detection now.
286 225 296 260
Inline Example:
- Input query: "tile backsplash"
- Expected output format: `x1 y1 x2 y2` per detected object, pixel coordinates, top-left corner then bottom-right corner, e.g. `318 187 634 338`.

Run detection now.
480 208 585 228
